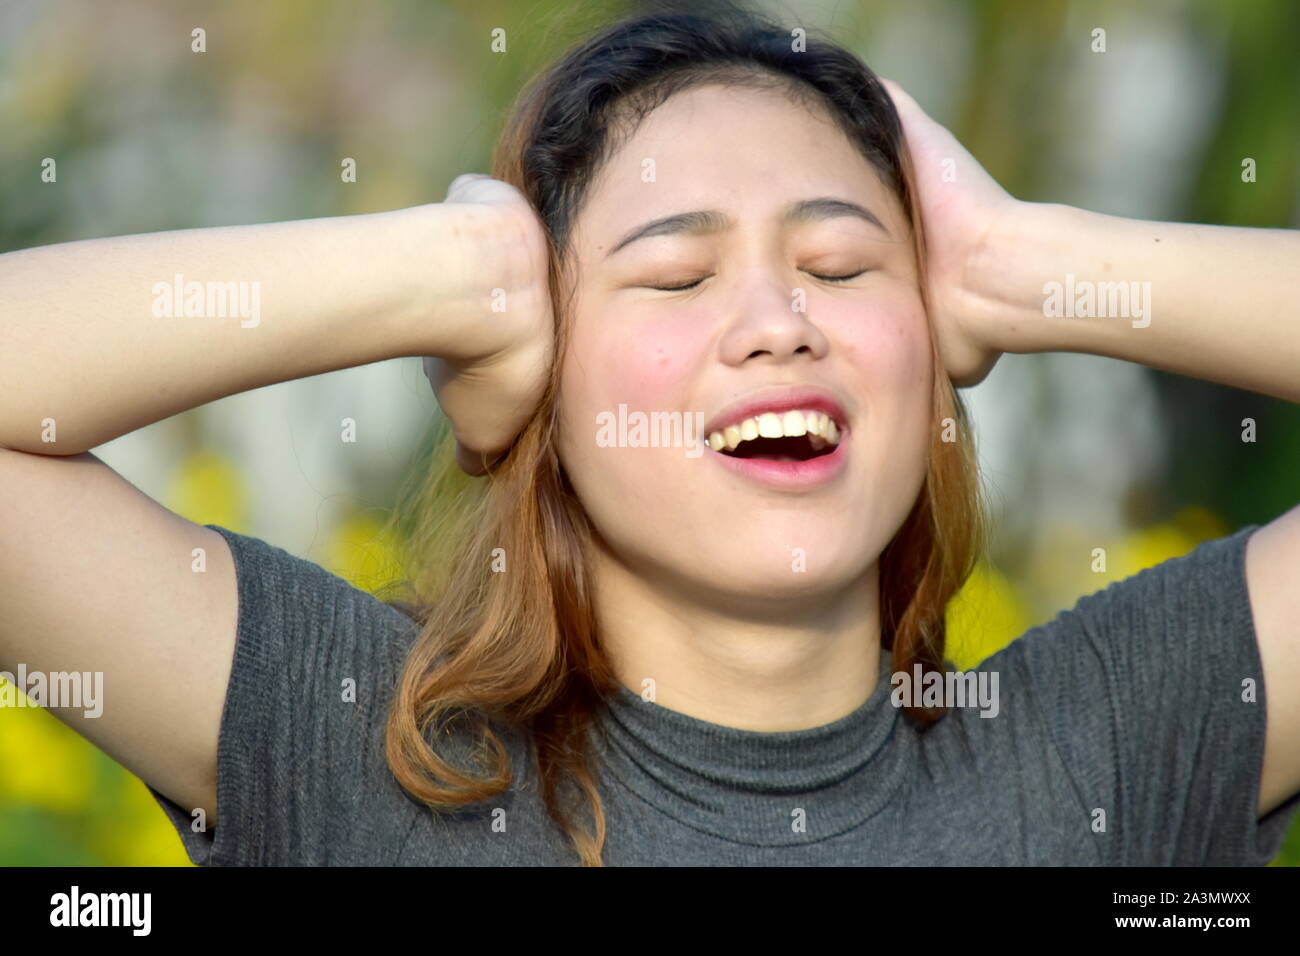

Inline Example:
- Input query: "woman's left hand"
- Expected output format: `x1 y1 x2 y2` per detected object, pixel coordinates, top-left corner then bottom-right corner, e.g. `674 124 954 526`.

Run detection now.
880 78 1023 388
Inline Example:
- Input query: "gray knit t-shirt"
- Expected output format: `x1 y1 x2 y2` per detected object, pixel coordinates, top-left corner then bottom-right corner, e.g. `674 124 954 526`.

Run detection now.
148 523 1300 865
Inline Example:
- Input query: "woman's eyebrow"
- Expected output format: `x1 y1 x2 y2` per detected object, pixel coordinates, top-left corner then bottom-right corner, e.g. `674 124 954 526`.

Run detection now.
604 196 890 259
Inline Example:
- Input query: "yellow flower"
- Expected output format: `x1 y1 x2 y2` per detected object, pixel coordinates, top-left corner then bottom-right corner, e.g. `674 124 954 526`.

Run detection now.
945 561 1033 670
89 774 195 867
165 449 249 532
0 692 96 812
326 511 406 594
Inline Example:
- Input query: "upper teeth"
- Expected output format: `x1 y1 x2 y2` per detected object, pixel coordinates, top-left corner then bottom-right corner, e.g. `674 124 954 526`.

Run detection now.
707 410 841 452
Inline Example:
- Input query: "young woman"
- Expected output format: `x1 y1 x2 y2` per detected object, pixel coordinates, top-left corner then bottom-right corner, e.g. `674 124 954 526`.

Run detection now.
2 5 1298 867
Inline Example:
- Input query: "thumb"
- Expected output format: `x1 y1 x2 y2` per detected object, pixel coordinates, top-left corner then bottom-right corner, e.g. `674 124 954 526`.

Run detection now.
879 77 936 132
454 439 508 478
878 77 910 108
455 440 488 477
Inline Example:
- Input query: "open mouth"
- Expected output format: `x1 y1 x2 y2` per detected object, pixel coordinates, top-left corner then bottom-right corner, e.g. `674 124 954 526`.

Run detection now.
717 433 838 462
706 409 844 462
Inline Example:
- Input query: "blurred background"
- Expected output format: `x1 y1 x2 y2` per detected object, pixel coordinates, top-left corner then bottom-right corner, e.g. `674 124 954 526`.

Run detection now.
1 0 1297 865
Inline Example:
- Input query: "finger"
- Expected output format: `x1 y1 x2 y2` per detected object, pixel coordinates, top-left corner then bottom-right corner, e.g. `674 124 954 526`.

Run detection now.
454 440 508 478
879 80 968 160
444 173 491 201
879 78 926 124
878 77 904 102
454 440 490 477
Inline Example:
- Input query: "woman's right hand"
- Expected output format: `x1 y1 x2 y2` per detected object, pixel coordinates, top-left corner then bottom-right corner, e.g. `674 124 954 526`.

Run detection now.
880 79 1016 388
423 174 554 476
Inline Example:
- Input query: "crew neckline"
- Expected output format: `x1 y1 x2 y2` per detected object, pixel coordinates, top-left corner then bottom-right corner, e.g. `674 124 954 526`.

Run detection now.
590 646 909 847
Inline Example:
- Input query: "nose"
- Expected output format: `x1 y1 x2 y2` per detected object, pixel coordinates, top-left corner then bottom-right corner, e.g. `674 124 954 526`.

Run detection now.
717 266 831 366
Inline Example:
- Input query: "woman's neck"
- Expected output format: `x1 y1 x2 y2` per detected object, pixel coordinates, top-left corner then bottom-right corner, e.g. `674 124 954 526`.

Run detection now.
591 547 884 731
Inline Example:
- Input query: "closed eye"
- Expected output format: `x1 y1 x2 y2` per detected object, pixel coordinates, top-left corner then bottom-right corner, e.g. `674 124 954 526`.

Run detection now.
806 270 866 283
648 270 865 292
649 277 710 292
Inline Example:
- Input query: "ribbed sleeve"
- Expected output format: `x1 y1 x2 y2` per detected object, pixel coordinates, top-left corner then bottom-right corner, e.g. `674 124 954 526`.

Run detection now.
146 524 419 865
989 525 1300 864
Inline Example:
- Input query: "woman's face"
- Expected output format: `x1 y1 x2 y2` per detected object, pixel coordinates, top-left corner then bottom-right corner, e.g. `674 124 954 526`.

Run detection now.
556 82 933 613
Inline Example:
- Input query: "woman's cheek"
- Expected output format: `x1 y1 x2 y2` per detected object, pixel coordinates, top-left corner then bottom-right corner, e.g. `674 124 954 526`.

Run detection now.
833 296 928 383
559 308 705 476
594 317 705 412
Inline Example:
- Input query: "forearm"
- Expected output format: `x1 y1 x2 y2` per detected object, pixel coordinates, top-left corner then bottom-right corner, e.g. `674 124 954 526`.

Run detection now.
0 203 484 454
973 202 1300 402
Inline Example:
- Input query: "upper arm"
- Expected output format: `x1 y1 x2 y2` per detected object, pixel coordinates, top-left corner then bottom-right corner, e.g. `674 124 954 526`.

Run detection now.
1244 501 1300 816
0 446 236 824
1008 523 1299 864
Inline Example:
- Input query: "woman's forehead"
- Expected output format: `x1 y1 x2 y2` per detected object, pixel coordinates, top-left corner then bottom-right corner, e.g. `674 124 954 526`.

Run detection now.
573 89 905 253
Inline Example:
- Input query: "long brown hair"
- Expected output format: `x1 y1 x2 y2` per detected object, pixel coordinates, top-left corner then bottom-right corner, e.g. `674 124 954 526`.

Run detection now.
381 0 985 866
